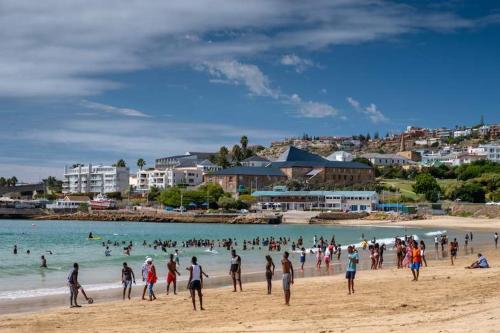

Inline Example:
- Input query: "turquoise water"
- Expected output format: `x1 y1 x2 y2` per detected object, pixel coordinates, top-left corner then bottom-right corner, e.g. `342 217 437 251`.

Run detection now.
0 219 481 300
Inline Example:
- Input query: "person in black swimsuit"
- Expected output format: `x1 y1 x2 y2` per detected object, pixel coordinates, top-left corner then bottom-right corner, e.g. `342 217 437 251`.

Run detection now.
265 255 275 294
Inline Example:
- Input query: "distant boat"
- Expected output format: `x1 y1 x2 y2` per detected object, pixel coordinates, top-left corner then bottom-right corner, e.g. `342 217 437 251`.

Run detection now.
90 194 116 210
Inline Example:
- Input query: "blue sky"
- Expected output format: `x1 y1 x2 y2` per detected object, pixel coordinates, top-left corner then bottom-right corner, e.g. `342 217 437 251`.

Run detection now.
0 0 499 181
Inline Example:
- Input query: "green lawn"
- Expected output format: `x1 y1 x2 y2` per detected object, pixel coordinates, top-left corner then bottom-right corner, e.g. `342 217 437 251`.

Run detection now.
380 178 458 201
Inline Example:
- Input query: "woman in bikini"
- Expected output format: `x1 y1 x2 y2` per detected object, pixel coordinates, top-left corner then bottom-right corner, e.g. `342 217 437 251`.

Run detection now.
265 255 275 294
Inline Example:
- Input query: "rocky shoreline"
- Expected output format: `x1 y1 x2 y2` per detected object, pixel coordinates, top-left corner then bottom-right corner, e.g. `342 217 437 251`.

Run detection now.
31 210 282 224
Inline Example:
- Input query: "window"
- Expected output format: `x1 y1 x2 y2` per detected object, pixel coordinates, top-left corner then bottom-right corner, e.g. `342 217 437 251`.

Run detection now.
360 205 367 211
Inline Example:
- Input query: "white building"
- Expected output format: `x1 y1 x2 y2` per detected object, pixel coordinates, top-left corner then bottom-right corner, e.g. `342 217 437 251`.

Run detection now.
453 129 471 138
240 155 270 167
326 151 353 162
63 164 129 194
479 143 500 162
362 153 412 166
135 160 220 192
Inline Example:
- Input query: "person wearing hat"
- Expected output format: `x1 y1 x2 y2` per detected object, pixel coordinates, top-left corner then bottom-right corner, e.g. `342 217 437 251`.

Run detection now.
141 257 151 300
146 257 157 301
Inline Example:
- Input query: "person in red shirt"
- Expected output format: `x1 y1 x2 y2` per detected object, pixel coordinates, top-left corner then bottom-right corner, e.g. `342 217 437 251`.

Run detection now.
410 240 422 281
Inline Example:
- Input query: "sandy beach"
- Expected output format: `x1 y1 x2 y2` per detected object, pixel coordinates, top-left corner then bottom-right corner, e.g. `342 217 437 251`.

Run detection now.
333 216 500 231
1 247 499 333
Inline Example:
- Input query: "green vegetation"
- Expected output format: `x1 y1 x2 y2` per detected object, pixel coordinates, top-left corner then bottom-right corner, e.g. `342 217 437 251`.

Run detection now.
157 183 225 208
113 159 127 167
413 173 441 202
0 176 18 187
137 158 146 170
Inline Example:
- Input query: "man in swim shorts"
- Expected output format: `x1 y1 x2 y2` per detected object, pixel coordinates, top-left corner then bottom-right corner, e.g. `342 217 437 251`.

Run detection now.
410 240 422 281
229 249 242 292
281 251 294 305
121 262 135 300
68 263 80 308
167 254 181 295
187 256 205 311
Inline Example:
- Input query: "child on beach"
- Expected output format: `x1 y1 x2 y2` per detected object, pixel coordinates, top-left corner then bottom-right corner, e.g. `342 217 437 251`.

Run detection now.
346 246 358 295
316 249 323 270
410 240 422 281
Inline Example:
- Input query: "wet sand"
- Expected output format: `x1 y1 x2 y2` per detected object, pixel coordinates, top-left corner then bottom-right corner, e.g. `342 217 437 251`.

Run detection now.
333 216 500 231
1 247 499 332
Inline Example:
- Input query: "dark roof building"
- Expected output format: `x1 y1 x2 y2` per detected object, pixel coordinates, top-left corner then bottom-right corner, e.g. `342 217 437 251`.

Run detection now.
240 155 271 167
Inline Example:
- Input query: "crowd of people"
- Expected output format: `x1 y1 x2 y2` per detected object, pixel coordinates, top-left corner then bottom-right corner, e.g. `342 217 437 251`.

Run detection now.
11 229 497 310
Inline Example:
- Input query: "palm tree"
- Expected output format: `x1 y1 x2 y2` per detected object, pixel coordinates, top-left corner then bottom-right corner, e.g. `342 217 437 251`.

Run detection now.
9 176 17 187
231 144 242 163
137 158 146 170
240 135 248 150
0 177 6 187
217 146 230 168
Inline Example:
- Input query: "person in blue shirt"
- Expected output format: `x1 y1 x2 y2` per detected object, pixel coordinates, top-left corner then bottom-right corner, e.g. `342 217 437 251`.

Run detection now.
466 253 490 269
346 245 359 295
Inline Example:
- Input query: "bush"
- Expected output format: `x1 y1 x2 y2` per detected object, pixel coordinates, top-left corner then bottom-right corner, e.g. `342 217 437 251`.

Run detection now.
413 173 441 202
449 183 486 203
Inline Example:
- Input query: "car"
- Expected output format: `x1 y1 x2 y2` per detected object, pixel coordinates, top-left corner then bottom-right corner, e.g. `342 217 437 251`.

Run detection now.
240 209 249 214
173 206 186 212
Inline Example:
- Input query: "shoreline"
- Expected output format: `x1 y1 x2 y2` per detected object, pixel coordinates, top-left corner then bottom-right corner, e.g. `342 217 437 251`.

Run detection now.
1 246 499 332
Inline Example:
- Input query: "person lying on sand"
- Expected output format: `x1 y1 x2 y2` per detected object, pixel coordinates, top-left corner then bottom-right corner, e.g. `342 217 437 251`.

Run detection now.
466 253 490 269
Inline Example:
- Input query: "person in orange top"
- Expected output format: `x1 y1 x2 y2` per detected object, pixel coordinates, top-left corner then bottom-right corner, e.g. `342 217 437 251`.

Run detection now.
410 240 422 281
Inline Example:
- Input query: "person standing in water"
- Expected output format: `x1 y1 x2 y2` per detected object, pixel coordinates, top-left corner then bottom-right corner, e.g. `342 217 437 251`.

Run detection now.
495 232 498 249
300 247 306 271
121 262 135 300
265 255 275 295
281 251 294 305
13 245 17 255
229 249 242 292
68 263 80 308
40 255 47 268
187 256 205 311
167 254 181 295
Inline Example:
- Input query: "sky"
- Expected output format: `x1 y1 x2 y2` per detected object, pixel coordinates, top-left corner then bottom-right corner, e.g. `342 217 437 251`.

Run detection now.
0 0 499 182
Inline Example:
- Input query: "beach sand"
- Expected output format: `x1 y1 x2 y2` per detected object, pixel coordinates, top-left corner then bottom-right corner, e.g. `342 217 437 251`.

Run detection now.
1 248 500 333
334 216 500 231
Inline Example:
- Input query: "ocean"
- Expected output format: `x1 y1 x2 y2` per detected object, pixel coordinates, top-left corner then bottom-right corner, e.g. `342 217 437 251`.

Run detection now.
0 219 485 303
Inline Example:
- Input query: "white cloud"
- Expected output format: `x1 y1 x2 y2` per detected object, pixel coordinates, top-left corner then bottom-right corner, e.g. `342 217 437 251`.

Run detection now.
346 96 388 123
80 100 149 117
198 60 278 98
296 101 338 118
0 1 487 98
280 54 315 73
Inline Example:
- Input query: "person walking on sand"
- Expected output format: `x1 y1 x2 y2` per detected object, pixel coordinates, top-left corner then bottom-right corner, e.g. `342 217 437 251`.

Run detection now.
419 240 427 267
410 241 422 282
121 262 135 300
281 251 294 305
265 255 275 294
300 247 306 271
68 263 80 308
167 254 181 295
229 249 242 292
187 256 205 311
495 232 498 249
450 238 459 266
141 258 150 300
146 258 157 301
346 246 358 295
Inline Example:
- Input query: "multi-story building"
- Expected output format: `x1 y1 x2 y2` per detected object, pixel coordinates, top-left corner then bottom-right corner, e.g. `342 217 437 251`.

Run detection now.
479 143 500 162
205 146 374 194
361 153 413 166
136 160 220 192
63 164 129 194
251 189 379 212
155 152 216 170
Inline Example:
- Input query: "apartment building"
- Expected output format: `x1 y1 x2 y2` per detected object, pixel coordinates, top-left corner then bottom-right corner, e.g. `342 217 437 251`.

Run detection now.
63 164 129 194
479 143 500 162
361 153 413 166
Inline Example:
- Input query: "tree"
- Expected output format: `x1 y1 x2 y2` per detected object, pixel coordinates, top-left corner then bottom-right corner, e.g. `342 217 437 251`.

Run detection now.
217 196 239 210
352 157 373 167
147 186 162 203
413 173 441 203
231 144 243 163
450 183 485 203
374 131 380 140
42 176 63 193
240 135 248 150
114 159 127 168
0 177 6 187
215 146 230 168
137 158 146 170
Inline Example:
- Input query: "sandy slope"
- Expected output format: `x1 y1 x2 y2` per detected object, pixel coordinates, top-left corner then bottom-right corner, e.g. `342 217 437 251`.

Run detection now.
1 249 500 333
